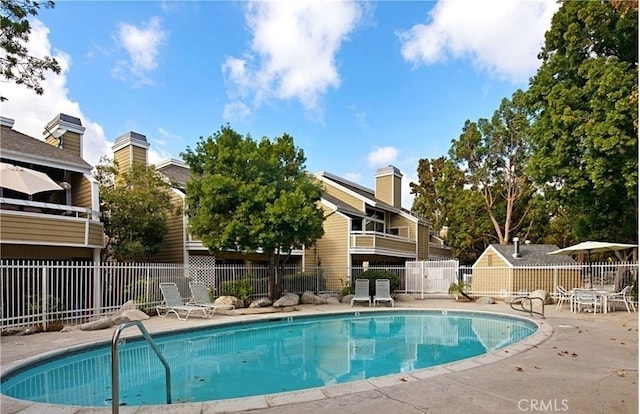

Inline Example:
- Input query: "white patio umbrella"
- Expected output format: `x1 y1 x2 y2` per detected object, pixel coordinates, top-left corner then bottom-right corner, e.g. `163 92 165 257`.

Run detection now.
547 241 637 286
0 162 63 195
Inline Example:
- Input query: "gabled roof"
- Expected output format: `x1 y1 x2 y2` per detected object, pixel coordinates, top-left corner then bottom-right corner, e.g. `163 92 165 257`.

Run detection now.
315 171 429 225
155 159 190 187
475 243 577 267
0 125 91 172
321 193 365 217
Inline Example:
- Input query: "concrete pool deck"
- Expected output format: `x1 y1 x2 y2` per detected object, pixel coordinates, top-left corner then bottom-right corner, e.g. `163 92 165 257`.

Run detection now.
1 299 638 414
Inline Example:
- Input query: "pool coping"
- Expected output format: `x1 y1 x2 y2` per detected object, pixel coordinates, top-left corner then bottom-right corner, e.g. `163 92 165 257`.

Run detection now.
0 307 552 413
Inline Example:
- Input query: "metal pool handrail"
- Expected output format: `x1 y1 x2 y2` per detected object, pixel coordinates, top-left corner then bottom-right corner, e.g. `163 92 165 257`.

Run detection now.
111 321 172 413
509 296 545 318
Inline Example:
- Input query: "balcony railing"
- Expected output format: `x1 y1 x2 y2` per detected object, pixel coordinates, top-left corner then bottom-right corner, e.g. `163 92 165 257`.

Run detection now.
350 231 416 257
0 197 98 220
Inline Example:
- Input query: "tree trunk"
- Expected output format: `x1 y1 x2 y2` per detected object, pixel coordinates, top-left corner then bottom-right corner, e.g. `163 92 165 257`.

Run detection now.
267 252 276 301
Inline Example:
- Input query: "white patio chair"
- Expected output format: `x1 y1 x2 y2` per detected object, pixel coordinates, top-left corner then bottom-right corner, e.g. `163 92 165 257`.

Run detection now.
555 285 573 311
572 288 603 314
607 285 636 313
350 279 371 307
373 278 394 307
156 282 211 321
189 281 235 314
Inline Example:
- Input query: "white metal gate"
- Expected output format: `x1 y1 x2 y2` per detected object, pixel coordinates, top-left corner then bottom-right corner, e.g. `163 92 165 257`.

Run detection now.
405 260 459 298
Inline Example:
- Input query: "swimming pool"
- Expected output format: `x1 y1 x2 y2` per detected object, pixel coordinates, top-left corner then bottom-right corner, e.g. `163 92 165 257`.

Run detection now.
1 310 538 407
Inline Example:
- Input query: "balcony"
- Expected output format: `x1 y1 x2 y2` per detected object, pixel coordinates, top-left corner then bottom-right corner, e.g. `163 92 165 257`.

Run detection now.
0 197 103 248
350 231 416 258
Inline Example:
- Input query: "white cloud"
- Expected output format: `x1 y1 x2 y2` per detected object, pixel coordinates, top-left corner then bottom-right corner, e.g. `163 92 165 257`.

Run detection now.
367 146 398 167
344 172 362 183
222 0 362 121
1 19 111 167
398 0 559 83
112 17 168 86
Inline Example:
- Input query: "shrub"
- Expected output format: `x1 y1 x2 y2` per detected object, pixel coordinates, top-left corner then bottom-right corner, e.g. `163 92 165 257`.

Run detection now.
220 278 253 301
354 270 401 297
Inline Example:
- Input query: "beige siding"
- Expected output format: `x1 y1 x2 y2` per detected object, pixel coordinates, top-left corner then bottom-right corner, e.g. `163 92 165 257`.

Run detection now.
44 131 81 157
323 185 363 211
151 191 185 263
0 213 102 248
114 149 131 172
417 223 429 260
390 215 414 239
132 146 147 166
88 222 105 247
375 175 392 206
71 174 93 210
315 212 349 286
61 132 81 157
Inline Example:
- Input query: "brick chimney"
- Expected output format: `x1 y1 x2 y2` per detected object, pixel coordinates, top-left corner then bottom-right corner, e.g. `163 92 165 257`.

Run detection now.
375 165 402 208
43 113 86 158
111 131 150 172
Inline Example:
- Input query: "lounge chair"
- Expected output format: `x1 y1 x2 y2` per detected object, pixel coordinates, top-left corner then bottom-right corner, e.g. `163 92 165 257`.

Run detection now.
555 285 573 311
350 279 371 307
156 282 211 321
607 285 636 313
373 278 394 307
189 281 235 313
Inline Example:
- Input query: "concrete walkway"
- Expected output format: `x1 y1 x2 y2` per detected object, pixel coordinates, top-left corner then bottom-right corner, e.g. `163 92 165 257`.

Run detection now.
1 299 638 414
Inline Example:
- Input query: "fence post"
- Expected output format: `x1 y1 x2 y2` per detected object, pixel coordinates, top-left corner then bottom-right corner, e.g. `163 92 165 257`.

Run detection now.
93 259 102 317
420 261 425 300
42 265 48 331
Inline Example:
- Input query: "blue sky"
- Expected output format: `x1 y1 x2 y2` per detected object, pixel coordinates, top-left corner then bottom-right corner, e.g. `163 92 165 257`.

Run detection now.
1 0 559 207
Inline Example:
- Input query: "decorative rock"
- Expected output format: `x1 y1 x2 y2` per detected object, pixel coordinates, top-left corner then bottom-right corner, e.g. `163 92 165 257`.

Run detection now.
300 291 326 304
118 300 138 312
249 297 272 308
111 314 132 325
215 296 244 309
80 317 114 331
120 309 150 321
273 293 300 307
324 296 341 304
341 294 354 304
529 289 552 305
394 293 415 302
476 296 495 305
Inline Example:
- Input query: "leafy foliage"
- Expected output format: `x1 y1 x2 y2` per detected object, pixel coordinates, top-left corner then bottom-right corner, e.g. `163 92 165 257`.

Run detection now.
527 0 638 243
94 157 175 261
355 270 400 297
449 90 535 245
220 278 253 301
182 126 325 300
0 0 61 99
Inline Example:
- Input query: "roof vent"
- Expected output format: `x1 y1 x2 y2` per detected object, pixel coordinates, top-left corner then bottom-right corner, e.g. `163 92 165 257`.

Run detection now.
512 237 522 259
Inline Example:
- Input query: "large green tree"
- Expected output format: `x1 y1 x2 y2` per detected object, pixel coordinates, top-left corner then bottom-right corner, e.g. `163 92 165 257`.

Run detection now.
182 126 325 300
527 0 638 244
94 158 174 261
448 90 535 245
0 0 61 99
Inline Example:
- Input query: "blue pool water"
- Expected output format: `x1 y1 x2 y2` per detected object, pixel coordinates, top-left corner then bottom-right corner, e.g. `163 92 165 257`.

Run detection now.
1 310 537 407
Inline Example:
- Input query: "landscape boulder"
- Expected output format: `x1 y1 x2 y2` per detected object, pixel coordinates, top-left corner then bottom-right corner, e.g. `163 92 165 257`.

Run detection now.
529 289 552 305
300 291 326 304
273 293 300 307
215 296 244 309
475 296 495 305
249 297 272 308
